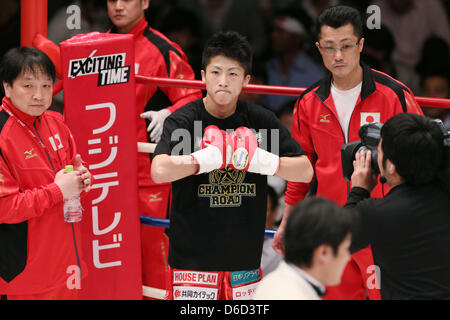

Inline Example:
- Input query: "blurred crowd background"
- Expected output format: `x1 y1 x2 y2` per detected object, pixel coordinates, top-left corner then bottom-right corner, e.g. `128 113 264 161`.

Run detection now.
2 0 449 105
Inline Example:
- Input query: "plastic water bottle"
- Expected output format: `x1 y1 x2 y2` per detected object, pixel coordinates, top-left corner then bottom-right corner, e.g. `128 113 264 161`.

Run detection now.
64 165 83 223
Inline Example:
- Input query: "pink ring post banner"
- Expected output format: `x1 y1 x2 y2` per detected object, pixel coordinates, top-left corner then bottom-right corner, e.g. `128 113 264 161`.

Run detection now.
60 32 142 299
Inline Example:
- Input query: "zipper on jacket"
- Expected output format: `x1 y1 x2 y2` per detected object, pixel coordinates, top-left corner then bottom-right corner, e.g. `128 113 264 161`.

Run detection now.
319 99 362 197
344 101 362 196
33 118 82 279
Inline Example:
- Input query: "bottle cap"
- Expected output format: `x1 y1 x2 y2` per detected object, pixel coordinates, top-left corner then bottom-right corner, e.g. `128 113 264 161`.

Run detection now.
65 165 74 173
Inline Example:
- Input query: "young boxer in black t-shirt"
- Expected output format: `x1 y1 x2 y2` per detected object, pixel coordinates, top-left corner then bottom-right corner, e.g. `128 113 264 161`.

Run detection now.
152 31 313 300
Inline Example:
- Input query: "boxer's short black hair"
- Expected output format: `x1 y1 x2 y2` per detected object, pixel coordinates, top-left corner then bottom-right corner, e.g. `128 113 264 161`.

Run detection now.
202 31 253 75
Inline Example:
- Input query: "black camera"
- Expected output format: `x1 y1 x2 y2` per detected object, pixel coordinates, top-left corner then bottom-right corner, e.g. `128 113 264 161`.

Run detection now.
341 122 383 182
341 119 450 191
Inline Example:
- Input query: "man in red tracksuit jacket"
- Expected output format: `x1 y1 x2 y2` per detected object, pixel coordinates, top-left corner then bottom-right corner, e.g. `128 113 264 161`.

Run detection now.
0 47 91 299
272 6 423 300
106 0 202 296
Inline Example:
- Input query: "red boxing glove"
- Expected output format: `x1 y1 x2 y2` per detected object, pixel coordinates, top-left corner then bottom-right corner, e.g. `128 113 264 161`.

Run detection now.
229 127 280 176
229 127 257 171
191 125 232 174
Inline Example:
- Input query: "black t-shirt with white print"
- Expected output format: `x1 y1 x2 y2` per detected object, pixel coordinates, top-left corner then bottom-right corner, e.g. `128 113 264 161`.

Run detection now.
154 98 304 271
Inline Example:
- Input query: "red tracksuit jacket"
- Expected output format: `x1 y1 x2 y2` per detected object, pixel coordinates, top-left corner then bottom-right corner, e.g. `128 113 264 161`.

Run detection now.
0 97 87 295
286 64 423 206
285 64 423 299
109 18 202 187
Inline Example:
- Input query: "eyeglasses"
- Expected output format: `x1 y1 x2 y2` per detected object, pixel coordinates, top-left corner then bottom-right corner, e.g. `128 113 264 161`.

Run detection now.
318 41 360 56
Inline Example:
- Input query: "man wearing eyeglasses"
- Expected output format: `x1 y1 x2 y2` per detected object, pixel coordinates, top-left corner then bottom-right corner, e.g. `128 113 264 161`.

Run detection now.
273 5 423 300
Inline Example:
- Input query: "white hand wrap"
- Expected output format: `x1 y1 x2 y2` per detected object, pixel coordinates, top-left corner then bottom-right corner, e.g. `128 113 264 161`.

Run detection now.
247 147 280 176
190 146 223 175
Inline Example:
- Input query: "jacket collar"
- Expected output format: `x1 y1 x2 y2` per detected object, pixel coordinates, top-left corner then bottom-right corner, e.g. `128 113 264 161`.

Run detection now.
1 96 38 127
287 263 327 297
315 62 377 104
109 17 148 37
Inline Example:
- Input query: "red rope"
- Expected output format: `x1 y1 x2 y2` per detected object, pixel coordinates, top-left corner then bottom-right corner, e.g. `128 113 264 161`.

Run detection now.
135 75 450 109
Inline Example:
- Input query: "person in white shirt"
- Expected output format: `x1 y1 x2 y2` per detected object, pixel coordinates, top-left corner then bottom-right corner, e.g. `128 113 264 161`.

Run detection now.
254 197 355 300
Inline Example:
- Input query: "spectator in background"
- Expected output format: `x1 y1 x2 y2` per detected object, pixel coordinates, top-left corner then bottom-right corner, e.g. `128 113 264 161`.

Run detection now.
276 99 296 135
238 60 268 107
262 15 325 113
260 186 283 277
48 0 110 45
47 0 110 113
302 0 340 22
261 0 340 33
176 0 267 58
266 96 292 228
255 197 355 300
260 1 341 68
266 99 297 225
0 0 20 66
415 36 450 130
361 25 397 78
159 7 203 78
260 0 340 35
339 0 370 12
144 0 176 31
0 0 19 102
416 36 450 82
300 0 341 66
420 68 450 130
370 0 450 93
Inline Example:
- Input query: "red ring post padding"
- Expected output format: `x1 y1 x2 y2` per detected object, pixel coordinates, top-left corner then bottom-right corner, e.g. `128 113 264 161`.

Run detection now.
21 0 47 47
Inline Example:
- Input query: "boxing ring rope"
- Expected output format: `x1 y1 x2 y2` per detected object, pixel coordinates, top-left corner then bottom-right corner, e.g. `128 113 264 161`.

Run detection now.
140 216 276 239
134 76 450 157
51 74 450 110
136 75 450 109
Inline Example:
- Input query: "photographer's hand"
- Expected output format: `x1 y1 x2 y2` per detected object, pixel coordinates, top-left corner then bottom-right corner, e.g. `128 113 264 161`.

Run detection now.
351 150 378 192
